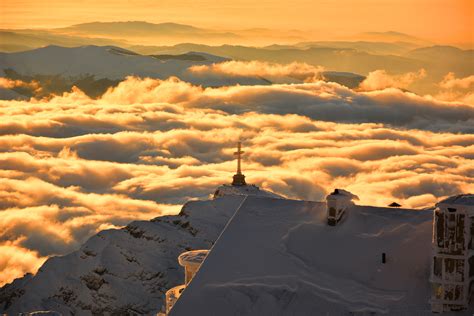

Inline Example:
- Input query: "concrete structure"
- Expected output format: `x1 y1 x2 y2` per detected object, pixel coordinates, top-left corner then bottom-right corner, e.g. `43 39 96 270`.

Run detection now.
431 194 474 312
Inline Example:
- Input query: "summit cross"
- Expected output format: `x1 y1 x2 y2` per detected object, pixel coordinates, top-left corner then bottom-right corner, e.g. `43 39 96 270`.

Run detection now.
231 141 246 186
234 141 244 175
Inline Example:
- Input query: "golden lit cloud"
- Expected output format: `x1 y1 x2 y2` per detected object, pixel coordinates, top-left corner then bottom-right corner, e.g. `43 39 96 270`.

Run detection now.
0 78 41 94
0 76 473 285
439 72 474 90
189 61 324 82
358 69 426 91
433 72 474 105
0 239 47 286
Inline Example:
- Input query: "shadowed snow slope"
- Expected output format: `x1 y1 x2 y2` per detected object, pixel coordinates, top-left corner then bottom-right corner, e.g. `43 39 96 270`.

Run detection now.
0 195 247 315
170 197 472 315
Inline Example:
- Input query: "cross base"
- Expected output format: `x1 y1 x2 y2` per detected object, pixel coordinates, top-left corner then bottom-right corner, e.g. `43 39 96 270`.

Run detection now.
232 173 246 186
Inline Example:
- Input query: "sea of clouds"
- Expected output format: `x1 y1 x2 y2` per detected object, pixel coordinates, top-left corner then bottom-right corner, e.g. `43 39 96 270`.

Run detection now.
0 74 473 286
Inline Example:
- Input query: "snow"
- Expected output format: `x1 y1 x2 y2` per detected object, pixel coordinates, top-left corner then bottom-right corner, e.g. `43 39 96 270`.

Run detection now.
3 189 473 315
0 183 283 315
328 188 359 200
170 197 473 315
0 195 247 315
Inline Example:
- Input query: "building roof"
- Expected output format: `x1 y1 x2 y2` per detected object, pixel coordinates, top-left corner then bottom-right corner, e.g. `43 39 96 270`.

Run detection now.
437 194 474 207
170 197 436 315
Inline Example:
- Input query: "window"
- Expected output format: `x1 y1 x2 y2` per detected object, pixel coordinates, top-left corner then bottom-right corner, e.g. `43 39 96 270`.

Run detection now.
454 285 463 301
445 258 455 275
444 284 454 301
433 257 442 278
455 259 464 282
470 221 474 250
436 211 445 247
432 283 443 300
456 214 465 248
328 207 336 217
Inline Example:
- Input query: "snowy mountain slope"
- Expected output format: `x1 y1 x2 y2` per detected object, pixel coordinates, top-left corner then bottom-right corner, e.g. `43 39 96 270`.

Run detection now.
0 185 281 315
170 197 471 315
0 195 246 315
0 45 223 79
0 45 269 87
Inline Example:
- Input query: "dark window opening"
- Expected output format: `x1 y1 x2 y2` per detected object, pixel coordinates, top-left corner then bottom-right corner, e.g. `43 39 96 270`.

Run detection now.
436 211 445 247
433 257 442 277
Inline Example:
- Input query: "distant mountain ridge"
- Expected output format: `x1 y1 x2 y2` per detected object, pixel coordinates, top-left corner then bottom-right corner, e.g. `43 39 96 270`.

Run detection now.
57 21 240 40
353 31 433 46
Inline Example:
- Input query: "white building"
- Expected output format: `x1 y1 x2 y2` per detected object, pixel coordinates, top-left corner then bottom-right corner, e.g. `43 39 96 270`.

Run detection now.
431 194 474 312
326 188 359 226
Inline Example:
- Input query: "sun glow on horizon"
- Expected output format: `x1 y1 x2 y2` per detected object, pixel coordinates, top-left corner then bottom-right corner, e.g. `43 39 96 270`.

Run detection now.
0 0 472 46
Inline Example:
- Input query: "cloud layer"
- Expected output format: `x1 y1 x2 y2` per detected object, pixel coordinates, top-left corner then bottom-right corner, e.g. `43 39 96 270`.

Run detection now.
358 69 426 91
0 76 473 285
189 60 325 82
434 72 474 105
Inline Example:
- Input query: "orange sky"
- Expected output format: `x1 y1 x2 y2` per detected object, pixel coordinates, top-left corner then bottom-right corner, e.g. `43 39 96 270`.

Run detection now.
0 0 472 45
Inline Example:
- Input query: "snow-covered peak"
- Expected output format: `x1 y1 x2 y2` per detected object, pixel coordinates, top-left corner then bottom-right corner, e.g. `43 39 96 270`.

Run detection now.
213 184 283 199
0 195 248 315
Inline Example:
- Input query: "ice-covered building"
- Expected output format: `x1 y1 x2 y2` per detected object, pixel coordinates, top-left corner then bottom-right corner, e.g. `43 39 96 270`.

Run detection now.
326 188 359 226
431 194 474 312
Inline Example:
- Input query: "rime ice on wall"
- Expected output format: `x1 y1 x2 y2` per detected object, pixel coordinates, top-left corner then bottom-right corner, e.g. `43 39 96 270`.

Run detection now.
431 194 474 312
162 250 209 315
326 188 359 226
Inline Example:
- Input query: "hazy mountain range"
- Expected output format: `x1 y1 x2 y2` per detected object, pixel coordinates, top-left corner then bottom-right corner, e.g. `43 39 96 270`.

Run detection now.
0 21 473 98
0 21 461 51
0 21 309 49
